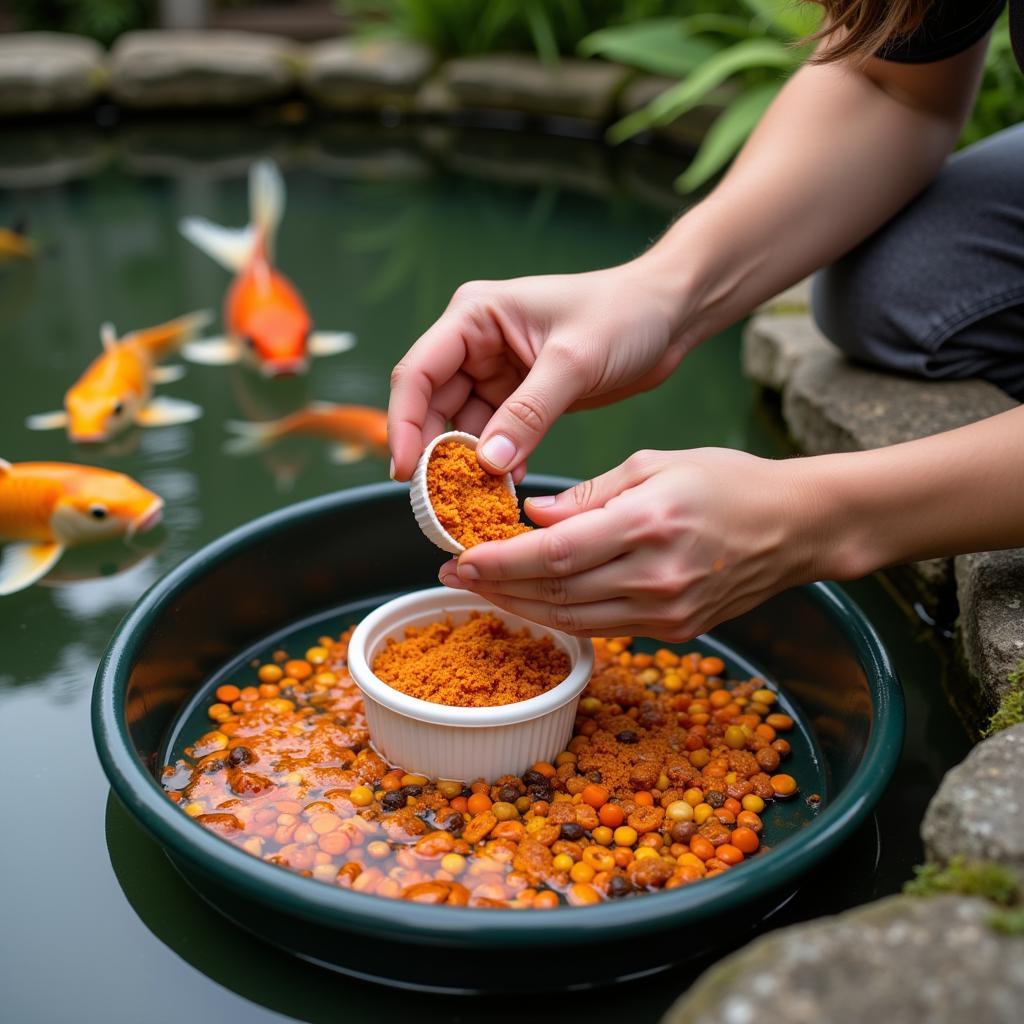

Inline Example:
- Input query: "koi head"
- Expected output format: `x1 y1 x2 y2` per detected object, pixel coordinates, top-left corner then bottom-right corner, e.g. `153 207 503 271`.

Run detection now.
51 469 164 545
241 305 312 378
65 380 136 444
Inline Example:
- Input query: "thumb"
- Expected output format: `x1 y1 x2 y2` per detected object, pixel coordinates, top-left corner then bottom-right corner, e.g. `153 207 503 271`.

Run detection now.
476 342 581 474
524 451 655 525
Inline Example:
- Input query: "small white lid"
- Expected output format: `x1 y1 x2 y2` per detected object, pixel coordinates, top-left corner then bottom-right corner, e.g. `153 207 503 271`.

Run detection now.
408 431 517 554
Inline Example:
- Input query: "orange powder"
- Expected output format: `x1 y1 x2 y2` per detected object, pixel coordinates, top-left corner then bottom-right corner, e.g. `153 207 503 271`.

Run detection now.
371 613 569 707
426 440 531 548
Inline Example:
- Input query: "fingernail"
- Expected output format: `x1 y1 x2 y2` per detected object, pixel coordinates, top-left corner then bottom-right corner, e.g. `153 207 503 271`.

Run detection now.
479 434 516 471
457 561 480 581
388 458 396 480
527 495 556 508
440 572 465 589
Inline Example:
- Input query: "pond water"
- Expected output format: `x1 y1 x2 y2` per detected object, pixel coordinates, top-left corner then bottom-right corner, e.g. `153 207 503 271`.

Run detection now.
0 117 968 1023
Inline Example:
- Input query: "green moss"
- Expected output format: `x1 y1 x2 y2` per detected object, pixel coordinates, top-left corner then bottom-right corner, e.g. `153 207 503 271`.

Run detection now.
989 908 1024 935
983 660 1024 736
904 857 1019 906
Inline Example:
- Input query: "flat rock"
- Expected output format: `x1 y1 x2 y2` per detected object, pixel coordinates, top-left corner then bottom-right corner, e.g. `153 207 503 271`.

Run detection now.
618 74 730 149
0 33 105 116
109 31 298 109
741 311 833 393
302 37 432 111
922 724 1024 882
956 550 1024 722
663 894 1024 1024
444 55 629 121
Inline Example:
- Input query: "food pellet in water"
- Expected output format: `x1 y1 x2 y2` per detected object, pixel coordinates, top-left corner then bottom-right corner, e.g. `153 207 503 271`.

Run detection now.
426 440 531 547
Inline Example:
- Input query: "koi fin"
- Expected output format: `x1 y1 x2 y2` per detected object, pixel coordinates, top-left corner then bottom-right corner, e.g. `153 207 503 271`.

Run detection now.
308 331 356 358
223 419 277 455
183 337 240 366
124 310 214 359
100 322 118 352
0 458 10 475
329 443 368 465
26 410 69 431
136 396 203 428
251 159 284 257
0 541 63 596
151 364 186 385
179 216 255 273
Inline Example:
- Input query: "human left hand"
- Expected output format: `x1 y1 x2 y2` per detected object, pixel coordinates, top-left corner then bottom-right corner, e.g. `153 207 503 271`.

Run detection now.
438 448 832 640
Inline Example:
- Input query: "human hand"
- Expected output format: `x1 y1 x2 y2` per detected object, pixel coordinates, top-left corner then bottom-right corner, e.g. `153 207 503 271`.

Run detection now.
437 448 829 641
387 261 687 482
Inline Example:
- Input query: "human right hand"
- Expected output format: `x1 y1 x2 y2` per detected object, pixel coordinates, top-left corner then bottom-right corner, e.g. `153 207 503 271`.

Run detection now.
387 260 688 481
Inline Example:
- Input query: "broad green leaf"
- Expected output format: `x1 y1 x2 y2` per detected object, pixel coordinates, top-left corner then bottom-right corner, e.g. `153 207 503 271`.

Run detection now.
675 82 781 192
578 19 719 76
608 38 798 143
674 13 757 39
740 0 822 38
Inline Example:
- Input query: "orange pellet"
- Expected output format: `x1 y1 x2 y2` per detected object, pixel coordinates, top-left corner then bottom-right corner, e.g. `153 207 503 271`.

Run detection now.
216 684 240 703
634 791 654 807
770 773 798 797
730 827 760 854
467 793 492 815
690 836 715 861
716 844 745 865
699 657 725 677
581 784 609 809
598 803 625 828
285 660 313 681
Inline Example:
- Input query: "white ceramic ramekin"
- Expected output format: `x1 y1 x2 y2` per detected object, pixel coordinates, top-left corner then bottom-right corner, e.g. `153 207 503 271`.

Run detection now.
347 588 594 782
408 431 518 554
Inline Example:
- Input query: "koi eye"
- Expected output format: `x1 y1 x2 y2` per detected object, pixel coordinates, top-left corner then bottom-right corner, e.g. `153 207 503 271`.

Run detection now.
112 401 124 416
90 505 108 520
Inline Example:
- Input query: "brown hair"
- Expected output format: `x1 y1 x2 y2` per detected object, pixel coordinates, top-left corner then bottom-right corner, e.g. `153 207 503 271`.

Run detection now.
809 1 932 64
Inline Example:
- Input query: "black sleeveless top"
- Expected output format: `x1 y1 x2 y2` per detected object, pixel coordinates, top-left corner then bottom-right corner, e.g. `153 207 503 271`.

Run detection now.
879 1 1023 73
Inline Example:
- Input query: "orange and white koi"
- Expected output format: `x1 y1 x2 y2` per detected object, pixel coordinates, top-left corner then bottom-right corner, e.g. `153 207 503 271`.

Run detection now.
179 161 355 378
26 311 211 443
224 402 388 464
0 221 35 261
0 459 163 595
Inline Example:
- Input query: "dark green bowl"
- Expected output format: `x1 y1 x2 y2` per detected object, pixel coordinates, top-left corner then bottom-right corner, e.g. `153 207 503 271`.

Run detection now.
92 478 904 993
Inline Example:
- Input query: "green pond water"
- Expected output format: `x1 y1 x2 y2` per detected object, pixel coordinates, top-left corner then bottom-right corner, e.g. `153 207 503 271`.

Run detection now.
0 119 968 1023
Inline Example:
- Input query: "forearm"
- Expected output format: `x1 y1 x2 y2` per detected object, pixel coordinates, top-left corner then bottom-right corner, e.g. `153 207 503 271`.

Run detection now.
794 405 1024 581
638 41 986 349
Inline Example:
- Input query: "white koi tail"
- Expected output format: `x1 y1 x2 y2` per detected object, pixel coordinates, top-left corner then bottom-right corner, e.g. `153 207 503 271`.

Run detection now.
179 159 284 272
223 418 281 455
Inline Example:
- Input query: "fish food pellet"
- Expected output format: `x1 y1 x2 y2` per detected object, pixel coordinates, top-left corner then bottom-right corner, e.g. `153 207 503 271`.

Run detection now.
163 632 800 909
426 439 531 547
371 612 568 707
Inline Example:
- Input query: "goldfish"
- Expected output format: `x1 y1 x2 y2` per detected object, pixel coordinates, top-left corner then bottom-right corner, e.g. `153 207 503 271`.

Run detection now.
224 402 388 464
0 220 35 262
179 160 355 377
26 311 211 443
0 459 163 595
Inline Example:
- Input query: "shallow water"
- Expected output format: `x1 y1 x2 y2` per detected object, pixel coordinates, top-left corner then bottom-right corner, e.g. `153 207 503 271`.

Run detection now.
0 118 968 1022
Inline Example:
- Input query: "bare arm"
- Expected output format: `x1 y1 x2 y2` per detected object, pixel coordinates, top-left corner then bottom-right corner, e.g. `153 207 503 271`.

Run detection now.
639 35 990 353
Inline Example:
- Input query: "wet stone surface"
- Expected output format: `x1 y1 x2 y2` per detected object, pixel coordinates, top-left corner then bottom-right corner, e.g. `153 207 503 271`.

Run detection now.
923 724 1024 883
0 32 105 116
663 894 1024 1024
302 38 433 111
109 31 298 109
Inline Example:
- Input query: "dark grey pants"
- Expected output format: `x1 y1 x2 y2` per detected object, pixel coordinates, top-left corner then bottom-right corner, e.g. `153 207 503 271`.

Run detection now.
812 122 1024 400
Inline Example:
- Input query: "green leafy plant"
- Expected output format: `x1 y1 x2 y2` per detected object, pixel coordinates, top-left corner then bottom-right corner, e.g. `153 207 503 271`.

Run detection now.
961 15 1024 147
13 0 153 45
581 0 820 191
904 857 1020 906
983 660 1024 736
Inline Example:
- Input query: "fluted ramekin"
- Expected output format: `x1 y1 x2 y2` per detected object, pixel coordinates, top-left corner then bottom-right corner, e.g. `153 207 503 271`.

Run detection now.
347 588 594 781
408 431 517 554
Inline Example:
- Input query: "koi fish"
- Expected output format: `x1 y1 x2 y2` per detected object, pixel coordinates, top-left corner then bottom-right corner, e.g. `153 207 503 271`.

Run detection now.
0 220 35 262
224 402 388 464
0 459 164 595
179 160 355 377
26 311 210 443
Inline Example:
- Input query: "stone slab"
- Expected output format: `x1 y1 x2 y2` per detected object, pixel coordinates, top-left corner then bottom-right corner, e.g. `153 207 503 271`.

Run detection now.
109 31 298 109
0 33 105 116
302 37 433 111
956 550 1024 722
741 312 833 393
923 724 1024 883
443 55 630 122
664 894 1024 1024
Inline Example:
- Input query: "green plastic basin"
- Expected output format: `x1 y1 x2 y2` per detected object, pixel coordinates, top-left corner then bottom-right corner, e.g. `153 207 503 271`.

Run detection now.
92 478 904 992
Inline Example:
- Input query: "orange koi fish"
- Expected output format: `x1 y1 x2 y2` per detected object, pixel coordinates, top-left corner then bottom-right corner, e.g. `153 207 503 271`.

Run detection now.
224 402 388 464
26 311 211 443
0 459 163 595
0 220 35 262
179 160 355 378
